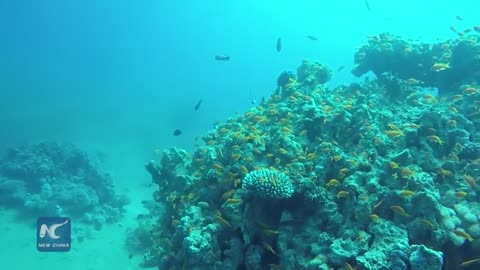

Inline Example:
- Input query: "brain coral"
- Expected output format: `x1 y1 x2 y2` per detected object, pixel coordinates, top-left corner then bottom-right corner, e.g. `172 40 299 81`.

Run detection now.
242 169 294 199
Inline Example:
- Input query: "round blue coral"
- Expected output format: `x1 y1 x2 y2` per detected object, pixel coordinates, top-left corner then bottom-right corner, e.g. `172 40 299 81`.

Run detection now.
242 169 294 199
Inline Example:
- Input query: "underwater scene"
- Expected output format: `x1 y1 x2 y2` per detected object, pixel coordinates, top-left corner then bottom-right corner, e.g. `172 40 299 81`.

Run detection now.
2 1 480 270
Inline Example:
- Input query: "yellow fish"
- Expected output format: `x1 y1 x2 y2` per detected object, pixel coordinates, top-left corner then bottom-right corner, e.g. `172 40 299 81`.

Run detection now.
398 190 416 197
460 257 480 267
431 62 450 71
390 205 409 217
337 191 349 199
326 179 341 188
453 229 473 241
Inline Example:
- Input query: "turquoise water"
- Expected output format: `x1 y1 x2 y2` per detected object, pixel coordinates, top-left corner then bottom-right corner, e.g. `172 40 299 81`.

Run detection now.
2 0 478 151
0 1 479 269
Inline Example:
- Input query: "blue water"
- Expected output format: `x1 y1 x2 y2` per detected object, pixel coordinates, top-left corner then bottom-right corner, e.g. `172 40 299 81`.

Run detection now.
0 1 478 269
1 0 477 152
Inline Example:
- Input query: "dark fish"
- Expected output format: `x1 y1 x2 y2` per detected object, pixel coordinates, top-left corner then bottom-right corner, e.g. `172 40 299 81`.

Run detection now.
365 0 371 12
215 55 230 61
276 38 282 52
173 129 182 136
337 65 345 71
194 100 202 110
456 15 463 21
306 35 318 41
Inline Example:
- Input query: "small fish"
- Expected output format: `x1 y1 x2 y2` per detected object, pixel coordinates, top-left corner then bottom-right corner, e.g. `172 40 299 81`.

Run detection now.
173 129 182 136
431 63 450 71
398 190 416 197
455 191 468 198
215 54 230 61
426 135 444 145
276 37 282 52
226 198 243 204
263 229 281 235
390 205 409 217
463 174 477 189
460 258 480 267
194 99 203 110
456 15 463 21
215 210 232 227
405 78 422 85
389 161 400 169
306 35 318 41
420 219 436 229
364 0 372 12
326 179 341 188
337 65 345 71
262 242 278 256
222 189 235 200
453 229 473 241
337 190 349 199
373 199 384 211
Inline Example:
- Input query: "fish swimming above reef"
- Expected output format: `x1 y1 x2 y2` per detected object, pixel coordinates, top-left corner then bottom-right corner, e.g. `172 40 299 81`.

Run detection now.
173 129 182 136
215 55 230 61
194 100 202 111
364 0 372 12
276 38 282 52
306 35 318 41
431 62 450 72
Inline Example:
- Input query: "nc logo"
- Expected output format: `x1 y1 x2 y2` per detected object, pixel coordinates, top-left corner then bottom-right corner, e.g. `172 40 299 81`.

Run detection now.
39 219 69 239
37 217 71 252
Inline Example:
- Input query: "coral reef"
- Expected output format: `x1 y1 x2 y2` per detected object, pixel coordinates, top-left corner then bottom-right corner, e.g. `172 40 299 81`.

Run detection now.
276 71 296 87
352 32 480 94
132 32 480 269
297 60 332 87
0 142 127 228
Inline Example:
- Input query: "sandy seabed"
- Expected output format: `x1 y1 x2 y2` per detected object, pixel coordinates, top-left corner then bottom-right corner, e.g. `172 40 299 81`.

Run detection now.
0 203 153 270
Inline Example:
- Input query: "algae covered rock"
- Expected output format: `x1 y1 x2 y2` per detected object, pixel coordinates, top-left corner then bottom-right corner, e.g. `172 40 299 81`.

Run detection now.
408 245 443 270
0 142 127 227
297 60 332 86
357 221 409 269
352 32 480 93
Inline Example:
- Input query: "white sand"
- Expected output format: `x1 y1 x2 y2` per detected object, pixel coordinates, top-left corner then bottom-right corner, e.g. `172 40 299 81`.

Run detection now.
0 205 154 270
